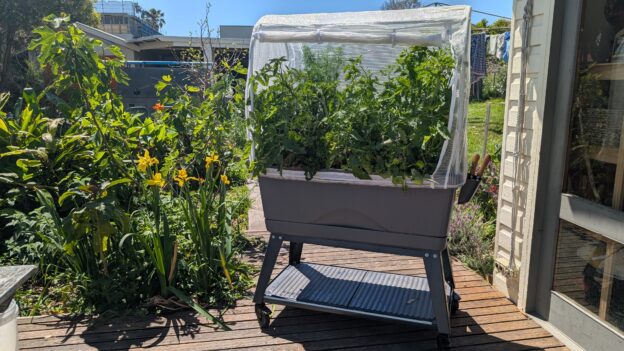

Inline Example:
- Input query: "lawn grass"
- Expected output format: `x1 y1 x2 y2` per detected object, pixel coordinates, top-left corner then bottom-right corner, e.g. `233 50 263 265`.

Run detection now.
466 98 505 162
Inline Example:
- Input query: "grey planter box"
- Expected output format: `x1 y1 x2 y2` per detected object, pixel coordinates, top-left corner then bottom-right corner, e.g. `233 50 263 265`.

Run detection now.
259 169 457 251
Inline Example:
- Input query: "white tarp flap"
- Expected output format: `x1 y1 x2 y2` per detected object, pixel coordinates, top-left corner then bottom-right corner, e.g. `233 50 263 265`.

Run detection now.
246 6 472 189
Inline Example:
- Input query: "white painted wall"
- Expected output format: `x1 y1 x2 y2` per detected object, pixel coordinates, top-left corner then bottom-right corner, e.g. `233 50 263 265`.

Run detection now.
493 0 557 310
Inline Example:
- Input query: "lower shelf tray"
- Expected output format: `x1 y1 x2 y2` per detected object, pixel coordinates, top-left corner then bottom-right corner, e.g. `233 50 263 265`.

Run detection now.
264 263 451 326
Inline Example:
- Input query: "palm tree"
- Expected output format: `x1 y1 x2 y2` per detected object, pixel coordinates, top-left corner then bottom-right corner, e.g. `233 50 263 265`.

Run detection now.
381 0 421 10
132 3 143 17
142 8 165 31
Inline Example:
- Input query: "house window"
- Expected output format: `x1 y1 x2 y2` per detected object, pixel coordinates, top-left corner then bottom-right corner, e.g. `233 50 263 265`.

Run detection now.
553 221 624 332
554 0 624 334
563 3 624 210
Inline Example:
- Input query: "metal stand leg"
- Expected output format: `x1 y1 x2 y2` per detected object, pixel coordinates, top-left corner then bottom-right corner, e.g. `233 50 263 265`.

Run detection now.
424 252 451 339
289 242 303 265
441 249 454 290
253 234 283 304
441 248 461 314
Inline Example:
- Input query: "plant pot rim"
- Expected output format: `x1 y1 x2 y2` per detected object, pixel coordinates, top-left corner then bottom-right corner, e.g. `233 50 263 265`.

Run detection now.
260 168 461 189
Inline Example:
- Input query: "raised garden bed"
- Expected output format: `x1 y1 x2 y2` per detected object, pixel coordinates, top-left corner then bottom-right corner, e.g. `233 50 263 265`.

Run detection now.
246 5 473 349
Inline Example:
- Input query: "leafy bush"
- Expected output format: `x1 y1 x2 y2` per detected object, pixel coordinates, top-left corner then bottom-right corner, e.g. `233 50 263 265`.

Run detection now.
448 202 495 277
482 71 507 100
249 46 455 184
449 148 500 278
0 16 251 322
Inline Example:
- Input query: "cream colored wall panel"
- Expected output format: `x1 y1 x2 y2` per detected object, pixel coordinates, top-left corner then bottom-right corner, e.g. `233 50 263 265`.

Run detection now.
514 0 548 16
502 156 531 180
494 0 557 310
507 102 538 130
508 75 540 102
495 248 522 269
512 14 546 48
504 129 533 156
497 226 524 261
498 201 526 232
511 46 545 74
501 180 527 206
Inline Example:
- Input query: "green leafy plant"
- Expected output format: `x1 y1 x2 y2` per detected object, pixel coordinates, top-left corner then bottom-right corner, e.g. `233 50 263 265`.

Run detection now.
0 16 252 322
249 46 455 184
249 49 342 179
448 202 494 277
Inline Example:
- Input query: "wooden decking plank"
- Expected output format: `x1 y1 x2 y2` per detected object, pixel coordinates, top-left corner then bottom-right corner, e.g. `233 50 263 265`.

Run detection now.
334 329 561 351
19 306 546 351
19 316 385 350
19 305 531 348
17 222 567 351
452 336 565 350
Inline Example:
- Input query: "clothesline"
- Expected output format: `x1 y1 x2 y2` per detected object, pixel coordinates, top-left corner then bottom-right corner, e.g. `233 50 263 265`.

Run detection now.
472 26 511 32
471 31 510 84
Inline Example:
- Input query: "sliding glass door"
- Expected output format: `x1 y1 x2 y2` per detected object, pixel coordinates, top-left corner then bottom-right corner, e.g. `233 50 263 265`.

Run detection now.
548 0 624 348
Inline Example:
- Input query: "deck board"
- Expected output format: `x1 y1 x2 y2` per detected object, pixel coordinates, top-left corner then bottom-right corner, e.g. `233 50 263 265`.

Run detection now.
17 186 569 350
16 239 570 350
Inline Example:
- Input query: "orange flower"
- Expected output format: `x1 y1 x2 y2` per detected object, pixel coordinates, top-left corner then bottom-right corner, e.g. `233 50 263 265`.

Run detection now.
152 103 165 112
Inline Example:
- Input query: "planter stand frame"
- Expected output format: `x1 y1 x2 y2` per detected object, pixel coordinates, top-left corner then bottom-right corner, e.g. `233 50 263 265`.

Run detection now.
247 8 473 348
253 223 461 349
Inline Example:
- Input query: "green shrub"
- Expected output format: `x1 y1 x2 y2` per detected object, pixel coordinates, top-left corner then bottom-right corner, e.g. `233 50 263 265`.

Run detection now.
0 16 251 322
482 72 507 100
448 202 494 277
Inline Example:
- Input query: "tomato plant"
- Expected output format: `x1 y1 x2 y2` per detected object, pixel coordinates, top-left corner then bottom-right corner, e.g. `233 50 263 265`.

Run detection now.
249 46 455 185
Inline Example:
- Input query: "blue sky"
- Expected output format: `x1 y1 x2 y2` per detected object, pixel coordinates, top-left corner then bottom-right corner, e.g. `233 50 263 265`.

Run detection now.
134 0 512 36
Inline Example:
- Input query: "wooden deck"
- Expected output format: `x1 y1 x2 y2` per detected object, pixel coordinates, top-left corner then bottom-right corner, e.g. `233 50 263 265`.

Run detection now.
17 187 569 350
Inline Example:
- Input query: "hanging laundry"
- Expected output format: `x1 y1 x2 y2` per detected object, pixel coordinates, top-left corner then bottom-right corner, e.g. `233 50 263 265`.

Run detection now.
471 33 487 84
488 34 498 56
495 33 506 60
502 31 511 63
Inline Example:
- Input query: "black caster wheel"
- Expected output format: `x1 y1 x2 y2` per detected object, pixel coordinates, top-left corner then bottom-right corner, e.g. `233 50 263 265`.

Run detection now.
436 334 451 350
255 303 271 329
451 291 461 314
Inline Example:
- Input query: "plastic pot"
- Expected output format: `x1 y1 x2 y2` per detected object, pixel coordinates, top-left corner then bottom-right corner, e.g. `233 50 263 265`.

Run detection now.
259 169 457 250
0 300 18 351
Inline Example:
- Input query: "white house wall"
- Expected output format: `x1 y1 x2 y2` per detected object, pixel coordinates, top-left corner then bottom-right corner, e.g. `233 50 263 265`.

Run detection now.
493 0 557 310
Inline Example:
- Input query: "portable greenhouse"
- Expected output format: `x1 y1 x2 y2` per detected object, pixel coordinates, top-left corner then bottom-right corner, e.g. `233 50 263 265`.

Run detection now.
246 6 473 348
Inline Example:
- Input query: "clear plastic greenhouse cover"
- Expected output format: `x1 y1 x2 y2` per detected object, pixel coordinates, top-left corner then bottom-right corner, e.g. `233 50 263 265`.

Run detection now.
246 6 472 189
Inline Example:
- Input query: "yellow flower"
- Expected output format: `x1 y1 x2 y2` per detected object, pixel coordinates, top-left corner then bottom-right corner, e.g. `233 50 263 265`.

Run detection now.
137 149 159 173
174 168 198 187
205 153 220 167
146 172 165 188
220 174 230 186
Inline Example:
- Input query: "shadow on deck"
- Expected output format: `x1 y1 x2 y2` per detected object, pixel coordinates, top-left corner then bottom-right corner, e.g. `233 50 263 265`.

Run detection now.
17 236 568 351
17 185 568 350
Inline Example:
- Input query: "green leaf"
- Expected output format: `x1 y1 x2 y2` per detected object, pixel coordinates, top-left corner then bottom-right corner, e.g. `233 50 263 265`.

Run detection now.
155 81 168 93
20 106 33 131
58 191 78 206
0 116 8 133
103 178 131 190
16 159 41 172
168 286 231 331
186 85 200 93
1 150 28 158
